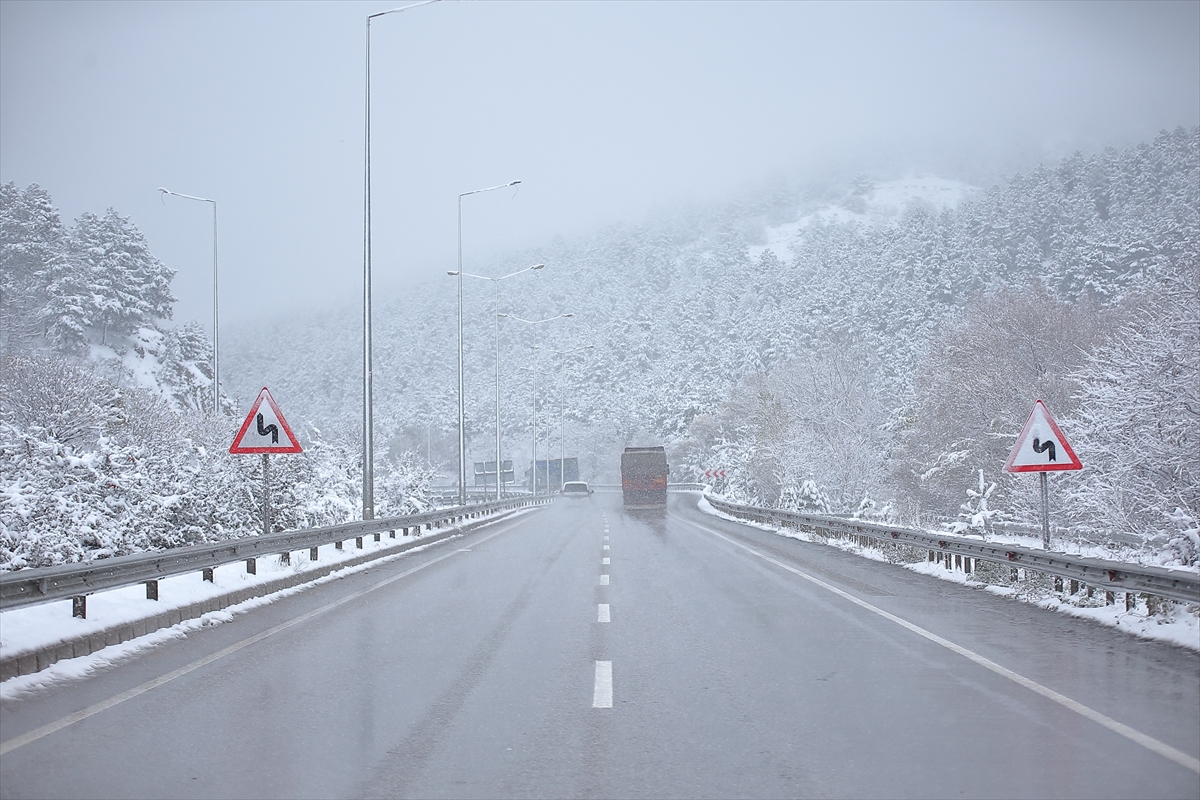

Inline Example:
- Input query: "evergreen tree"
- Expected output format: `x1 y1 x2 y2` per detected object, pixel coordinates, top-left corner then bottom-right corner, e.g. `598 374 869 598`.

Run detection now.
67 209 176 344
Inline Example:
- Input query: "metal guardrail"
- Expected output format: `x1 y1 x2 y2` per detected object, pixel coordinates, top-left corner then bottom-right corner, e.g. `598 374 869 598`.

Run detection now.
590 483 704 491
0 496 548 613
704 494 1200 605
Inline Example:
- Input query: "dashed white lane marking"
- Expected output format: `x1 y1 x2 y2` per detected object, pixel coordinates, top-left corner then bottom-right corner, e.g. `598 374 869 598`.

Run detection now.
603 544 610 551
678 515 1200 776
593 661 613 708
603 557 610 565
600 575 610 585
604 535 609 541
0 518 530 757
598 604 610 623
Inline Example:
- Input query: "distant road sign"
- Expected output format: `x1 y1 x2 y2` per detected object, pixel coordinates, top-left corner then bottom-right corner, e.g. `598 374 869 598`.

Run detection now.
230 387 302 454
1004 400 1081 473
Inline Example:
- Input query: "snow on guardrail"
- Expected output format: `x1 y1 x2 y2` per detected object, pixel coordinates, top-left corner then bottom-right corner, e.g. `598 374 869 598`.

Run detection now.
704 494 1200 605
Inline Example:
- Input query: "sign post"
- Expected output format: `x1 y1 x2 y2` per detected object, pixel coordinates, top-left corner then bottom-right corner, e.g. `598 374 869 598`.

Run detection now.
1003 400 1083 549
230 387 303 537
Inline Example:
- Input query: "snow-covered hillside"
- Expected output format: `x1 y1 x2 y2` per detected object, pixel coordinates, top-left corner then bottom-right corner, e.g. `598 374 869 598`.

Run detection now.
0 186 435 569
747 176 980 263
225 129 1199 565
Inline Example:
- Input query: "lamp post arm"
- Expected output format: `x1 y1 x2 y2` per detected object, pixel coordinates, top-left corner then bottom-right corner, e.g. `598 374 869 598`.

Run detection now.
158 188 219 414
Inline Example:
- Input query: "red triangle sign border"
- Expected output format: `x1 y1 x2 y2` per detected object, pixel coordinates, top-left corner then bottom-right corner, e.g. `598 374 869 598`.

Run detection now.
230 387 303 454
1004 399 1082 473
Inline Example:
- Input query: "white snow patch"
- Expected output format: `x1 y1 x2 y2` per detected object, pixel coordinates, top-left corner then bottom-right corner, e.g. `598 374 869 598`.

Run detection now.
747 176 981 263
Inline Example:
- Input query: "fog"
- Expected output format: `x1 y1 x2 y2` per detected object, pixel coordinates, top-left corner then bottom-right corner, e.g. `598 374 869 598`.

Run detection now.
2 0 1197 329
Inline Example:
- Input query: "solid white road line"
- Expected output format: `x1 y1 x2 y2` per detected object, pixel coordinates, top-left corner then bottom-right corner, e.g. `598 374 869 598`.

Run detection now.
598 604 611 623
0 517 532 756
593 661 613 708
603 557 610 565
678 515 1200 776
600 575 610 585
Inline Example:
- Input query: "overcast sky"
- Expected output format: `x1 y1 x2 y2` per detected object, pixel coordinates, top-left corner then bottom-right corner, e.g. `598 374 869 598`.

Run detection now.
2 0 1197 330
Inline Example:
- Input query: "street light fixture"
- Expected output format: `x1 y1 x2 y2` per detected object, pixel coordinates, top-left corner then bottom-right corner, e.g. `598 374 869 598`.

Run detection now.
498 313 571 499
448 263 546 501
158 187 219 415
453 181 523 505
362 0 442 521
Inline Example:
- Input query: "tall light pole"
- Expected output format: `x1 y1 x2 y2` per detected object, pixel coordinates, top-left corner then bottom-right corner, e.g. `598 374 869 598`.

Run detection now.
454 181 522 504
499 314 571 499
519 364 556 497
537 345 594 491
158 188 219 414
363 0 440 521
448 261 543 502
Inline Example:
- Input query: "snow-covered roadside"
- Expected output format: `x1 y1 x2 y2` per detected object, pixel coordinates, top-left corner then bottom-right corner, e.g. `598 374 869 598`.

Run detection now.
0 507 538 698
697 497 1200 652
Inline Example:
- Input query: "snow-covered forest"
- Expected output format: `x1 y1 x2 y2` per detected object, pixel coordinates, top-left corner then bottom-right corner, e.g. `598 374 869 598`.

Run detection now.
2 129 1197 570
0 185 432 569
228 128 1199 567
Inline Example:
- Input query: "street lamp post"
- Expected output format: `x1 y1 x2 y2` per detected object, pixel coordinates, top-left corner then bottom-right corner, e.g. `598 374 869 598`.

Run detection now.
363 0 441 521
454 182 522 505
157 188 219 415
500 314 571 499
519 364 555 497
451 262 544 501
536 345 594 491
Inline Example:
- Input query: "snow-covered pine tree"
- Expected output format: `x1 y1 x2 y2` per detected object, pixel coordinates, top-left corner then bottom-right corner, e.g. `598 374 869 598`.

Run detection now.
67 209 175 346
0 183 67 353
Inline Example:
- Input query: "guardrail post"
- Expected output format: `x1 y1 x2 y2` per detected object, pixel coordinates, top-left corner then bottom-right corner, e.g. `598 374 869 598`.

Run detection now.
335 540 343 550
72 595 87 619
1125 592 1135 611
964 557 972 574
374 533 381 542
953 554 961 570
388 530 395 539
1053 576 1063 592
310 546 319 561
1105 591 1114 606
1069 579 1078 595
145 580 159 601
246 558 256 575
203 568 215 583
356 537 364 549
280 552 290 566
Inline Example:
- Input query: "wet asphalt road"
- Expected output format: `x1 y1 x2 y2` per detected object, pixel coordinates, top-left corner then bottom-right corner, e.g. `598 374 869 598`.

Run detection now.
1 493 1198 799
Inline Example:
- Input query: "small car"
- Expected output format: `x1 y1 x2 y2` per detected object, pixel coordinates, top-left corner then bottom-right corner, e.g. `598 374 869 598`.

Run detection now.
562 481 593 496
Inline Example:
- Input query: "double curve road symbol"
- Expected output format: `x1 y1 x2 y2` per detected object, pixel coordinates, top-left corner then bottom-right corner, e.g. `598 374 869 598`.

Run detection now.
1032 437 1056 462
256 413 279 444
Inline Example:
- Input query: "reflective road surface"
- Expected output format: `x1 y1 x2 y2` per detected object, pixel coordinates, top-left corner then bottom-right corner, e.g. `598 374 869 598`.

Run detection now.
2 493 1198 799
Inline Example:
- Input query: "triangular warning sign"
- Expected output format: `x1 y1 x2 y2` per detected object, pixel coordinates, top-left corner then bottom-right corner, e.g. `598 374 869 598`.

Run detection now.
230 387 303 454
1004 400 1081 473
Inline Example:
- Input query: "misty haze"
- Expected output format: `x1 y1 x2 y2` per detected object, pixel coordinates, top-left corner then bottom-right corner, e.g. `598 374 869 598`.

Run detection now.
1 2 1198 798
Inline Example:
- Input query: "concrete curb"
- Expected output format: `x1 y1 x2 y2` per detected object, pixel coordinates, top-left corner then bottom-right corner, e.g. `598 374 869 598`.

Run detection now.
0 509 526 681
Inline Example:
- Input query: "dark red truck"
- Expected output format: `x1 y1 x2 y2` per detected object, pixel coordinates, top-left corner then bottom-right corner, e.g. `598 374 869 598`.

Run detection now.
620 446 669 509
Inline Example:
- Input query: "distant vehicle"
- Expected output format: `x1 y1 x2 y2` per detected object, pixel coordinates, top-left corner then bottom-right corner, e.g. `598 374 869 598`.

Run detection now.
621 446 668 509
562 481 593 496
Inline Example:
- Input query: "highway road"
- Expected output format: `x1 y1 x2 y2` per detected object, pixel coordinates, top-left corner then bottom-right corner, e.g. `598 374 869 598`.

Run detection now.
1 493 1198 799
